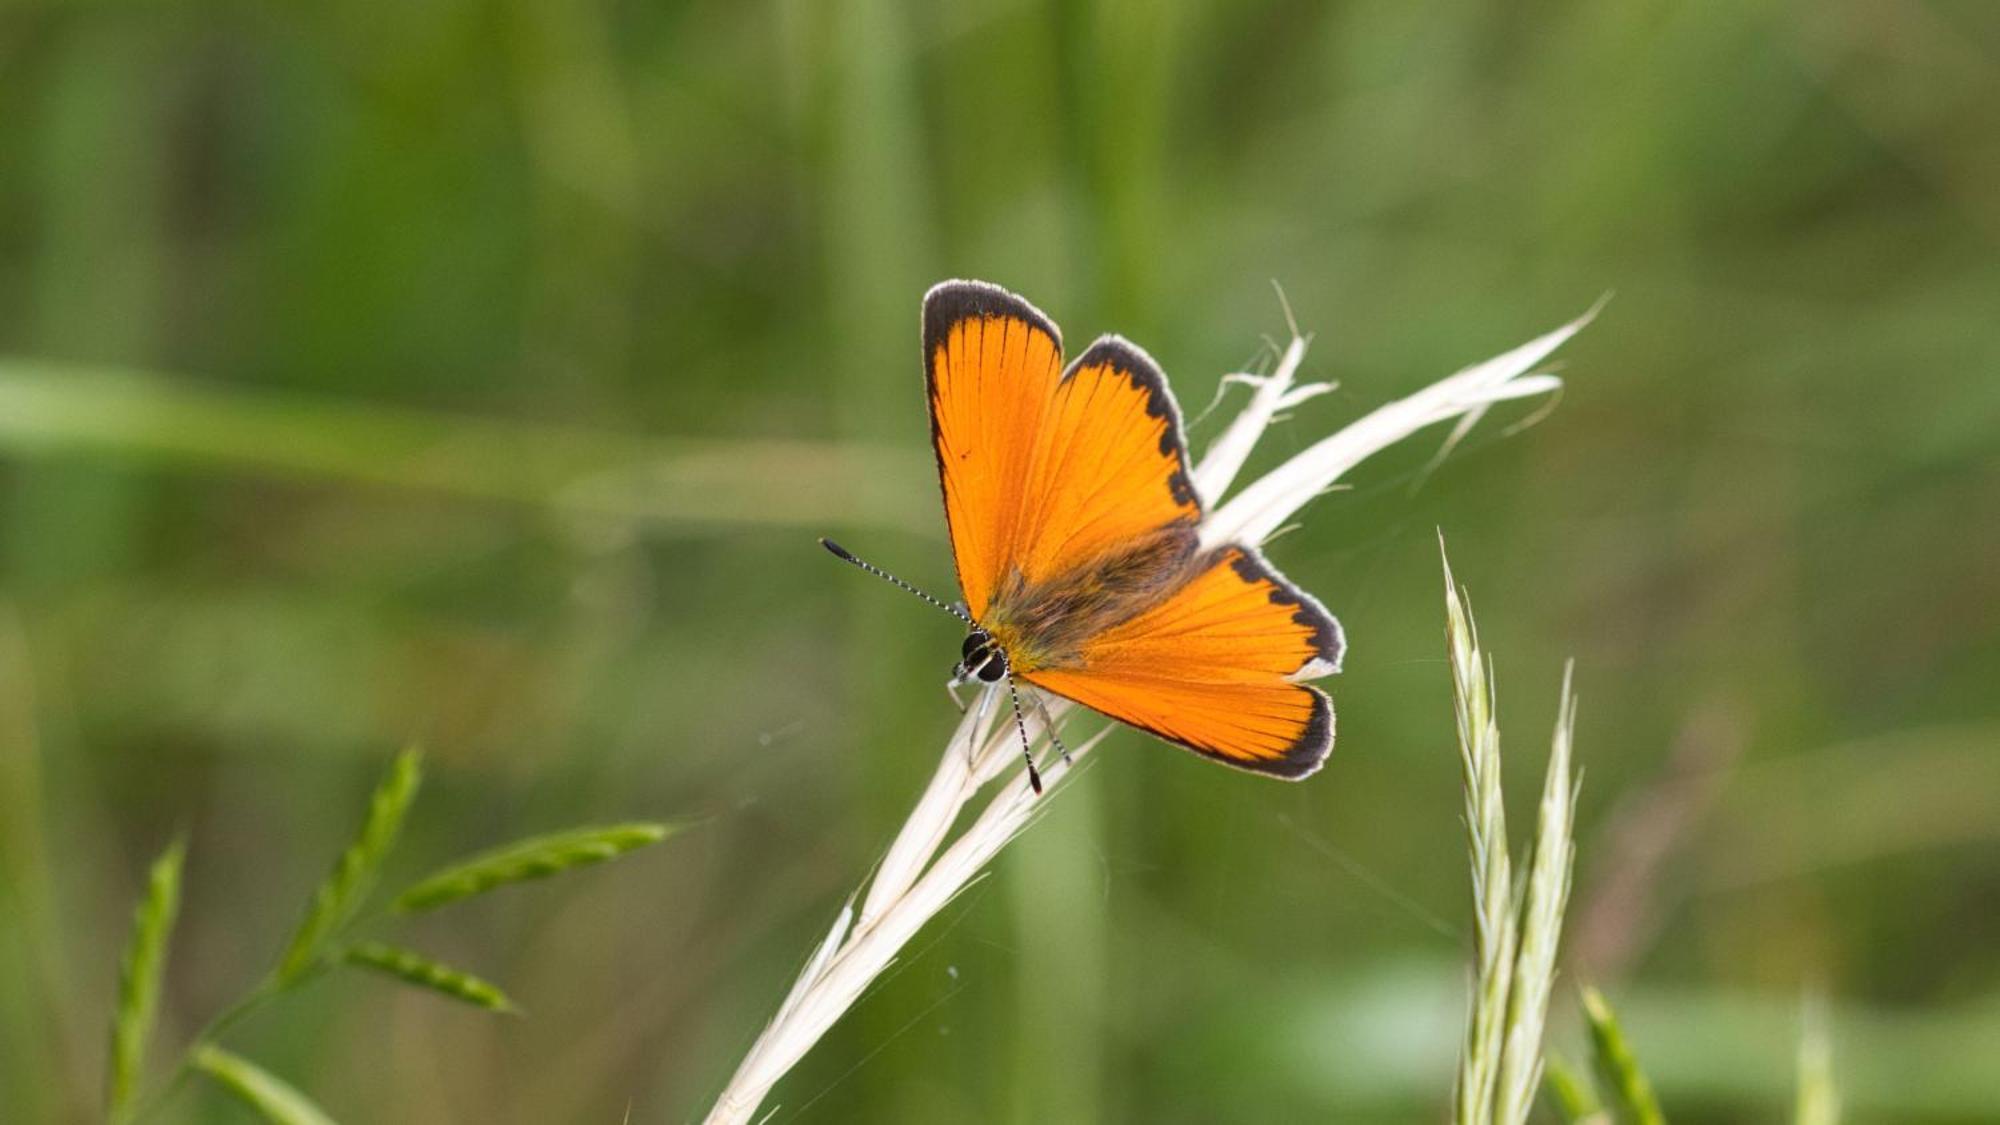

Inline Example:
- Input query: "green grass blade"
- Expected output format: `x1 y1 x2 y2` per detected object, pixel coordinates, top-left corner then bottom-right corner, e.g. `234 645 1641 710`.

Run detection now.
193 1045 339 1125
0 362 934 534
1796 991 1840 1125
1583 986 1666 1125
1543 1052 1605 1123
276 749 422 981
393 822 675 912
343 942 516 1013
107 837 185 1123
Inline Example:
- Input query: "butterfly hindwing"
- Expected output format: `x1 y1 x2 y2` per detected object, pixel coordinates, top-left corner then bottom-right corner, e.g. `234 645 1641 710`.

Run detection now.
925 281 1200 620
1019 545 1343 777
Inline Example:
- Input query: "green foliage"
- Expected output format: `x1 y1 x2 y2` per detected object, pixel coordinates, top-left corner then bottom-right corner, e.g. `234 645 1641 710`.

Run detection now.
0 365 929 534
1543 1053 1606 1124
343 942 516 1014
93 751 673 1121
1583 987 1666 1125
1795 994 1840 1125
277 748 422 982
192 1046 338 1125
1540 984 1868 1125
107 837 183 1124
394 823 676 912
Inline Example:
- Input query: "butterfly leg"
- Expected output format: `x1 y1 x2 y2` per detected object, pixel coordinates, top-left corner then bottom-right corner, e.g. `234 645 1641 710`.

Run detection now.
956 672 1000 768
1004 675 1045 795
1026 688 1072 769
960 682 996 769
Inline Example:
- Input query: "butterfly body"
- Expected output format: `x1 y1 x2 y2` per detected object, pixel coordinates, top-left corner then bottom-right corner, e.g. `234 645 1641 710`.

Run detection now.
889 280 1345 782
976 522 1196 675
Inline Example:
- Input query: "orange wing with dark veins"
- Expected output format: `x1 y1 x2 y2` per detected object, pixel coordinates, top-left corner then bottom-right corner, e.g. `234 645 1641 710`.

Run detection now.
1021 545 1343 777
924 281 1199 620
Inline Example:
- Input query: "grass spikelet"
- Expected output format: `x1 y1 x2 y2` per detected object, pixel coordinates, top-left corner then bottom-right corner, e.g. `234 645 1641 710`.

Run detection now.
1581 985 1664 1125
343 942 516 1013
1444 539 1582 1125
192 1044 339 1125
108 836 185 1124
1446 544 1515 1125
277 749 422 981
393 822 673 912
1495 666 1579 1123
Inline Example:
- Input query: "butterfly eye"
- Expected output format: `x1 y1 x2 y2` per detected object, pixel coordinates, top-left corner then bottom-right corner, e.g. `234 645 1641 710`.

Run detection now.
961 632 989 661
976 652 1008 682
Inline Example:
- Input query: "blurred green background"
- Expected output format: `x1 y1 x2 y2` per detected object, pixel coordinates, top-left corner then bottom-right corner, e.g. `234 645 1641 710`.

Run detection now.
3 0 1997 1121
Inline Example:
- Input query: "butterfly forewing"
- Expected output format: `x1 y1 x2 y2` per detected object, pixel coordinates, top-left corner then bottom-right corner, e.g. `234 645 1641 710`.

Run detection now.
924 283 1065 619
925 283 1200 619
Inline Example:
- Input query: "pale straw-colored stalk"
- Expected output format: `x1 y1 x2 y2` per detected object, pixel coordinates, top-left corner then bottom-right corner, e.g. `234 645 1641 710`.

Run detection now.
1445 541 1581 1125
702 301 1598 1125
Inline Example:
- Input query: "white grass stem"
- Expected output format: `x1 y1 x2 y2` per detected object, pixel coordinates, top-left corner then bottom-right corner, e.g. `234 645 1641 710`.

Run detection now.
1191 334 1332 505
704 698 1095 1125
858 695 1001 927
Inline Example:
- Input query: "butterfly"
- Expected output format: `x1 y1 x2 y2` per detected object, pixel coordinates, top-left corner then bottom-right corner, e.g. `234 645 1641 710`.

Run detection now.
823 280 1344 792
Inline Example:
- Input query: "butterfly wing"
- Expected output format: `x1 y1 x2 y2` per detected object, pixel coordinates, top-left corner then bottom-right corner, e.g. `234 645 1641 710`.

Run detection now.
1020 545 1344 777
924 281 1200 620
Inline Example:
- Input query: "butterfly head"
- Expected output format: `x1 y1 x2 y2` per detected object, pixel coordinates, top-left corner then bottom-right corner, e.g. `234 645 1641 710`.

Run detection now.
953 628 1009 685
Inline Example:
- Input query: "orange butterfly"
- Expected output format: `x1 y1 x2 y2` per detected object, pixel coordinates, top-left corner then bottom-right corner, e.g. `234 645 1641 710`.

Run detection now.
824 280 1343 791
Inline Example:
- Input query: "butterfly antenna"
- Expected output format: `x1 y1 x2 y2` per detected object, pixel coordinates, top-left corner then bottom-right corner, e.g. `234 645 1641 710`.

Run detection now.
819 538 972 624
1005 673 1045 795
